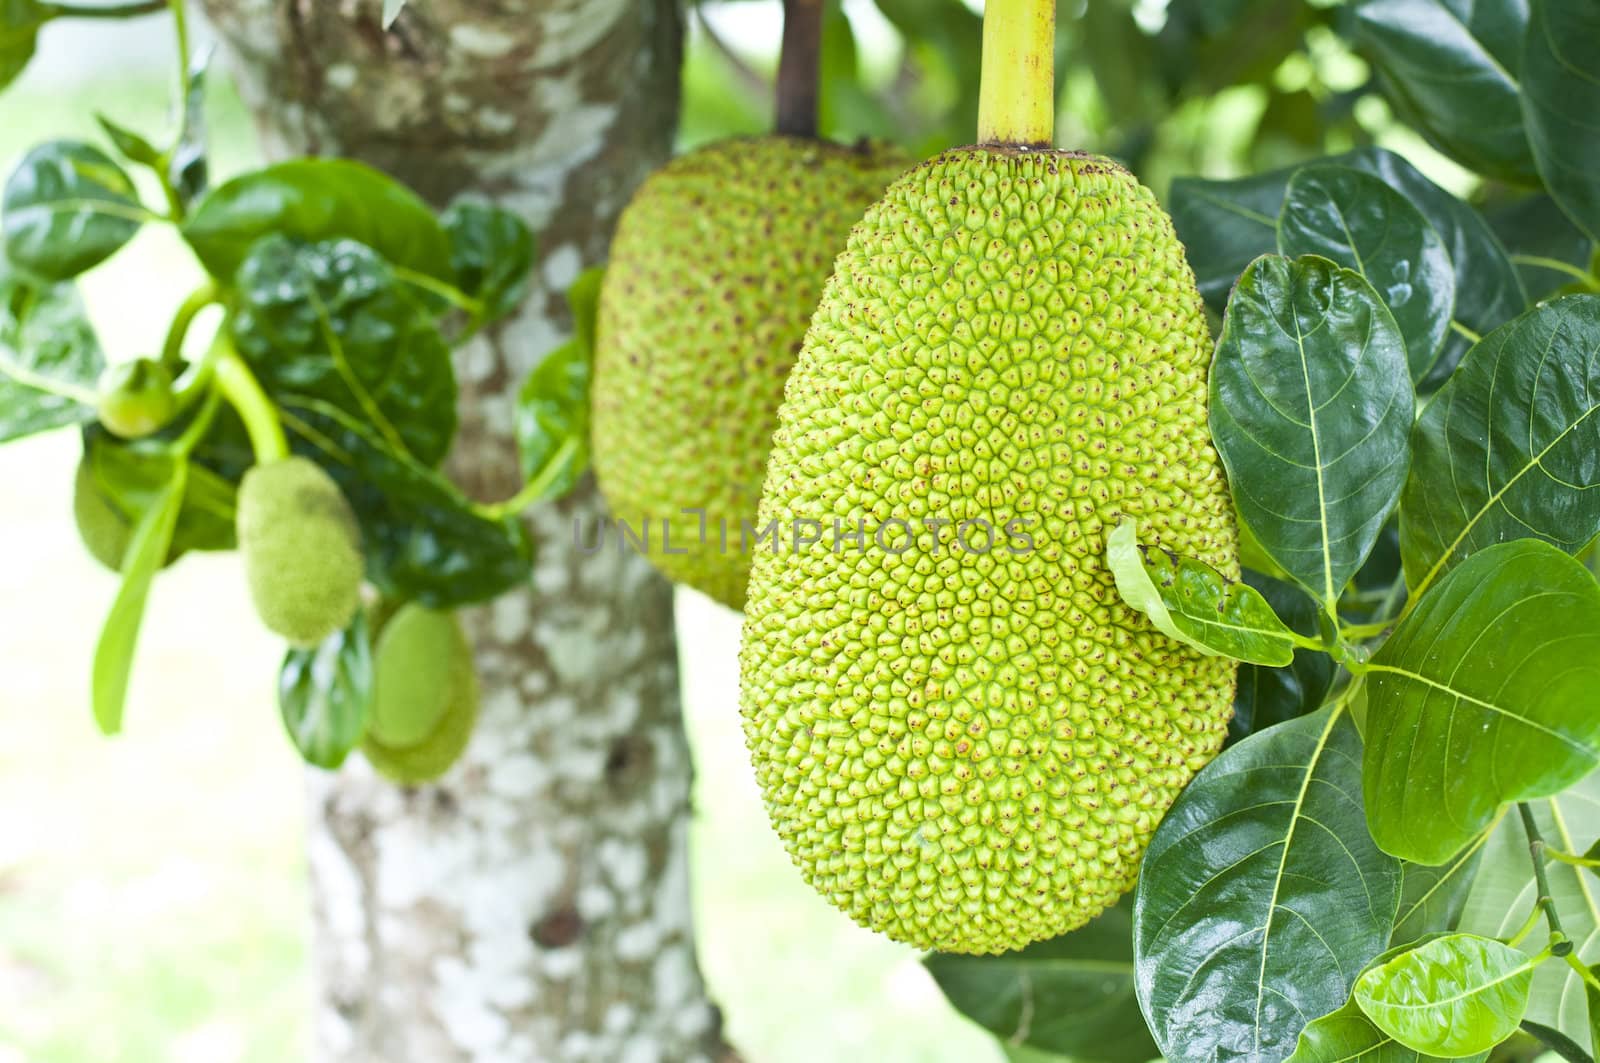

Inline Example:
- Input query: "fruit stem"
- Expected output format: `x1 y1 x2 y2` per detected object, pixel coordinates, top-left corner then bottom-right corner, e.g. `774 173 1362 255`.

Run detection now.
212 330 289 464
775 0 823 139
977 0 1055 147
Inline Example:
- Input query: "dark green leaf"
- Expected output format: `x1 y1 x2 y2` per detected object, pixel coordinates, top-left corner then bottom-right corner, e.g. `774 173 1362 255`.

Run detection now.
281 395 531 608
1522 1021 1596 1063
515 266 599 501
1490 195 1596 300
1289 937 1490 1063
1399 296 1600 602
1393 840 1488 947
1363 540 1600 864
925 897 1156 1063
1352 0 1537 185
0 259 103 440
1170 170 1287 312
168 50 210 210
91 458 185 735
181 158 451 283
1278 165 1455 383
94 114 161 167
1230 573 1336 744
279 611 372 770
82 426 236 555
1107 519 1299 666
1354 933 1535 1056
1459 775 1600 1043
441 199 535 324
2 140 145 280
1134 706 1402 1062
1209 254 1414 608
231 235 457 466
1521 0 1600 242
0 0 49 93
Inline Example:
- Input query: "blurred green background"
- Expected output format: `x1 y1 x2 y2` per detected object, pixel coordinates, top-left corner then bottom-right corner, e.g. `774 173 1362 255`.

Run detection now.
0 2 1479 1060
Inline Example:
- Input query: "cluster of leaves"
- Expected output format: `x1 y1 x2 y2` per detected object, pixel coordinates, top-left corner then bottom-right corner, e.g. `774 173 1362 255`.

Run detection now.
0 4 596 769
928 2 1600 1061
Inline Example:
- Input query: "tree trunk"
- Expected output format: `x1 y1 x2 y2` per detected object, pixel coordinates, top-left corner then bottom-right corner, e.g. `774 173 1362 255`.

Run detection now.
197 3 728 1060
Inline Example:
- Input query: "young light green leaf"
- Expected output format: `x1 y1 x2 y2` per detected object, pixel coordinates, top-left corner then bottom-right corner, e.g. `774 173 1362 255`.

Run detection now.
91 458 186 735
1230 574 1336 744
1277 165 1454 383
441 200 535 326
181 158 452 282
1209 254 1414 609
2 140 146 280
0 261 104 440
1108 519 1300 666
1354 934 1536 1057
1400 296 1600 601
1134 706 1402 1062
0 0 51 93
515 266 600 502
278 611 372 770
1363 540 1600 865
924 897 1157 1063
1289 937 1489 1063
1521 0 1600 242
94 114 161 167
1459 774 1600 1044
230 235 457 466
1351 0 1537 185
168 49 210 210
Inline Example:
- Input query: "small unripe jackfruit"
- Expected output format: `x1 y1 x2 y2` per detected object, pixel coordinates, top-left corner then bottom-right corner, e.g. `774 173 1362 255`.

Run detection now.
362 604 477 784
592 136 909 608
739 149 1239 955
237 456 363 647
97 358 176 439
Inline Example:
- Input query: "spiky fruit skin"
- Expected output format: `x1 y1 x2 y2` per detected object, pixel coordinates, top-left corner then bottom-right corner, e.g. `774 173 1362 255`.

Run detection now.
361 605 477 784
237 457 363 648
739 148 1239 955
592 136 910 609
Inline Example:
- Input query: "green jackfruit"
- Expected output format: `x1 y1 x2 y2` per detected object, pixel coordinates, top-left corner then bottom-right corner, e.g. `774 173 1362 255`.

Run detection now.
362 604 477 784
97 358 177 439
237 457 363 647
592 136 909 609
739 149 1239 955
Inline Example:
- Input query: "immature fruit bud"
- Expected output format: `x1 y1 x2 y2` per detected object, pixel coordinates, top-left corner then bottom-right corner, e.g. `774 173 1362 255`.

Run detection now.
97 358 177 439
72 458 131 571
237 457 363 647
361 604 477 784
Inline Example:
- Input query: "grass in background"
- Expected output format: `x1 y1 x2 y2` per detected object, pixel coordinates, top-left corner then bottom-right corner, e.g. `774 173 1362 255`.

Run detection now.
0 32 997 1063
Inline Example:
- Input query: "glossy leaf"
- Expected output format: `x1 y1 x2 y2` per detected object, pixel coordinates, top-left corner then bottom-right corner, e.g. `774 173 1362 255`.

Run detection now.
1393 837 1489 947
1521 0 1600 242
441 199 535 325
1170 170 1288 311
1134 706 1402 1062
279 611 372 770
1108 519 1299 666
1209 254 1414 608
1289 937 1489 1063
1399 296 1600 603
231 235 457 466
1354 934 1535 1057
91 459 185 735
1363 540 1600 864
925 897 1157 1063
1230 574 1335 744
0 0 50 92
1352 0 1537 185
181 158 452 282
94 114 161 167
1277 165 1454 383
1459 773 1600 1043
516 266 600 501
2 140 145 280
168 50 209 210
0 261 103 441
281 395 531 608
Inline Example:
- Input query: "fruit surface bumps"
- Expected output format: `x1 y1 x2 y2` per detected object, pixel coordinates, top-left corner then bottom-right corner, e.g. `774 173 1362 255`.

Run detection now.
739 148 1239 954
236 456 363 647
592 135 909 609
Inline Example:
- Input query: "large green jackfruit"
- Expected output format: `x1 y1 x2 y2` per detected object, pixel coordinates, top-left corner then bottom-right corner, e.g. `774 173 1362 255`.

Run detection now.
739 149 1239 955
592 135 909 609
237 456 364 647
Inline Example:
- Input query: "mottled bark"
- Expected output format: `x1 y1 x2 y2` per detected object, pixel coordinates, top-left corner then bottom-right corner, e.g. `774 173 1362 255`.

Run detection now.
196 3 727 1060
